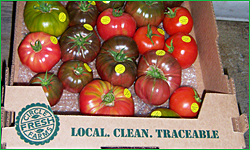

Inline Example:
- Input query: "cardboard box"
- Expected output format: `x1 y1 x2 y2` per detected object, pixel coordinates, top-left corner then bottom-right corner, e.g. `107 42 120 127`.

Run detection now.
1 1 249 148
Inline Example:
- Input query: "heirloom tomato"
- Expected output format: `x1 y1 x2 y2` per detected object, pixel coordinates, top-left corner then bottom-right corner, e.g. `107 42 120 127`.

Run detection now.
169 86 202 118
18 32 61 73
133 24 165 54
96 36 139 88
164 32 198 69
79 79 134 116
95 1 125 12
24 1 69 37
96 8 136 41
29 72 63 106
57 60 93 93
66 1 98 27
163 6 193 35
135 50 182 105
59 24 100 63
125 1 165 27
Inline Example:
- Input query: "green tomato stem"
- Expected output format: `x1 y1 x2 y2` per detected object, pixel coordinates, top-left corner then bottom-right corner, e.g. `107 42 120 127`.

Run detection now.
165 39 174 53
112 7 123 17
193 89 202 103
34 1 53 13
146 66 167 81
73 63 85 75
146 24 161 46
78 1 93 12
30 40 42 52
102 90 115 106
164 7 178 18
32 72 54 90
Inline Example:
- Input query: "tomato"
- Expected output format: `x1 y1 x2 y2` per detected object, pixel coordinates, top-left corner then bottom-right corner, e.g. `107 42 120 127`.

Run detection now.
24 1 69 37
125 1 165 27
133 24 165 54
59 24 100 63
18 32 61 73
135 50 182 105
169 86 202 118
150 108 180 118
79 79 134 116
29 72 63 106
96 8 136 41
66 1 98 27
163 6 193 36
96 36 139 88
57 60 93 93
164 32 198 69
95 1 125 12
163 1 183 9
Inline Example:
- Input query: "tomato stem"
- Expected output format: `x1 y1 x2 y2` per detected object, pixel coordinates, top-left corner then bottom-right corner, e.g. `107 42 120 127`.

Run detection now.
146 66 167 81
34 1 53 13
30 40 42 52
73 63 85 75
32 72 54 90
165 39 174 53
112 7 123 17
78 1 93 12
68 32 93 54
102 90 115 106
165 7 178 18
145 1 157 6
193 89 202 103
108 48 133 62
146 24 161 46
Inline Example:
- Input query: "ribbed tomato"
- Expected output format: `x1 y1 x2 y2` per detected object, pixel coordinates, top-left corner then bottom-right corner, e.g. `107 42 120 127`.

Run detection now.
125 1 165 27
96 36 139 88
79 79 134 116
96 8 136 41
29 72 63 106
24 1 69 37
18 32 61 73
59 24 100 63
95 1 125 12
135 50 182 105
66 1 98 27
57 60 93 93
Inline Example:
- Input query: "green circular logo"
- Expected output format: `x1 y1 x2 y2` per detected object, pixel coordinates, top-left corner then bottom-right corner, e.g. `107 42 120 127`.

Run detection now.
15 103 60 145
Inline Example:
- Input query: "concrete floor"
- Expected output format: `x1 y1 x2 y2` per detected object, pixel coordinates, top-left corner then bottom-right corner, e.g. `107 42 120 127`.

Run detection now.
1 1 249 149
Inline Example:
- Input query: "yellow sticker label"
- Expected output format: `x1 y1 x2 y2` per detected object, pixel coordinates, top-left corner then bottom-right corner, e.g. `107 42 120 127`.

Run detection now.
50 36 58 44
58 12 66 22
151 110 162 117
83 24 93 31
88 1 96 5
101 16 111 25
182 36 191 43
115 64 125 74
124 88 131 98
191 103 199 113
157 28 165 36
156 50 166 56
103 1 110 4
84 63 92 72
179 16 189 25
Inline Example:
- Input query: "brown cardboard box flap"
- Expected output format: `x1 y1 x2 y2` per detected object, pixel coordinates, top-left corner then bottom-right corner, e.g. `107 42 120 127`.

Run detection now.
1 86 247 149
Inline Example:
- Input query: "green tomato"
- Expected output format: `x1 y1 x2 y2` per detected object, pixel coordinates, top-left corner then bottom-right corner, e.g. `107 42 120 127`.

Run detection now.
150 108 181 118
24 1 69 37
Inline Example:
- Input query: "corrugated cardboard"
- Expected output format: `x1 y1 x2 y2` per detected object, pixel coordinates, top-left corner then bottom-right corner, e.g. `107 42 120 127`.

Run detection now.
1 1 248 149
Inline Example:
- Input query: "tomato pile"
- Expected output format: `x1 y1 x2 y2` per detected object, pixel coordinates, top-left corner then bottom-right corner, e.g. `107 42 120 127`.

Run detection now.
18 1 202 118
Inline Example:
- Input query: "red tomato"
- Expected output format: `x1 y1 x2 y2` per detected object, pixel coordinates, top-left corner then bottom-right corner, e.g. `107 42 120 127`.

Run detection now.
163 6 193 35
79 79 134 116
169 86 202 118
18 32 61 73
133 25 165 54
164 32 198 69
29 72 63 106
57 60 93 93
135 50 182 105
96 8 136 41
